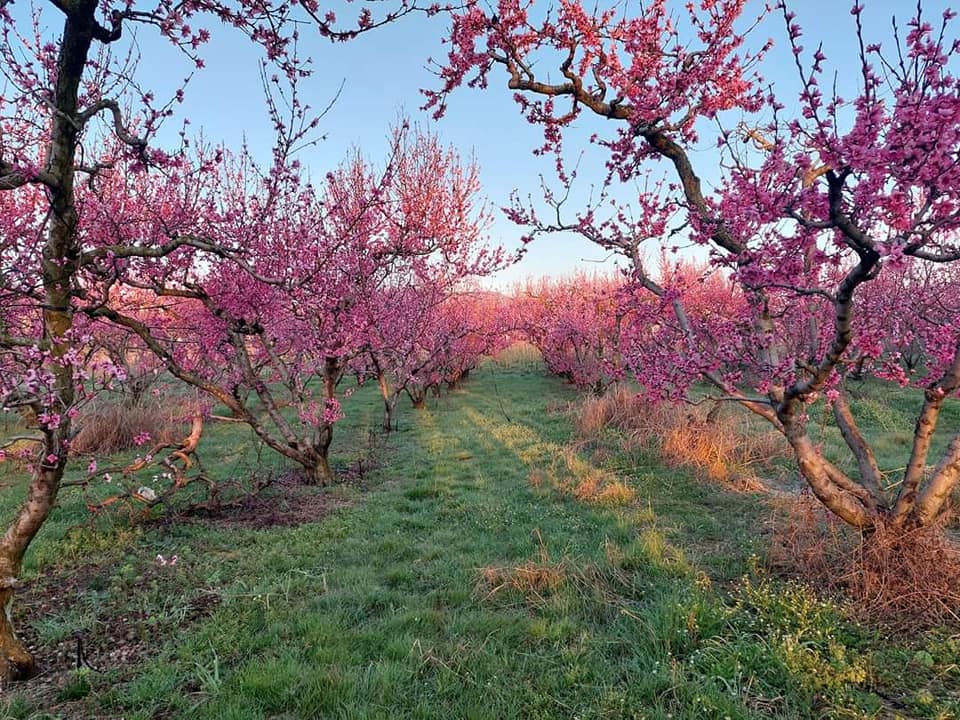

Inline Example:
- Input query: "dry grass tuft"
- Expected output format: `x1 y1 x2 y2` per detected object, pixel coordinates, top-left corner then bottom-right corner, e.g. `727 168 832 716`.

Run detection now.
575 385 786 489
527 468 547 488
533 444 637 505
476 530 568 605
477 562 567 597
576 385 645 438
768 497 960 631
71 401 180 456
593 480 637 506
572 474 636 505
572 474 601 500
660 422 777 491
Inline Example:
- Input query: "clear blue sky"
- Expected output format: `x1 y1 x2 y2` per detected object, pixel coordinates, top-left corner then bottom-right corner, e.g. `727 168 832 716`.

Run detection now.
19 0 959 285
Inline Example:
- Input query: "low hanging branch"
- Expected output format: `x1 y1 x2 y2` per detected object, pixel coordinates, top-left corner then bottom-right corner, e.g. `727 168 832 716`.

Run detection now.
77 414 209 517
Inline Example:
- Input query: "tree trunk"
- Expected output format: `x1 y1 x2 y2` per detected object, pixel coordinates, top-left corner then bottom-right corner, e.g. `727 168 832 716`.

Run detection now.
407 384 427 409
832 391 885 504
0 583 34 685
779 399 877 529
910 432 960 527
376 372 395 432
0 1 96 681
305 417 335 486
293 357 345 485
124 372 155 407
0 459 65 682
849 354 868 381
310 360 340 486
310 454 335 486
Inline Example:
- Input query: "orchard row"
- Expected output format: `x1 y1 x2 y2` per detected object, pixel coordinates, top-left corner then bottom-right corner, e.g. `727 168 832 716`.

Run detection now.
3 0 960 681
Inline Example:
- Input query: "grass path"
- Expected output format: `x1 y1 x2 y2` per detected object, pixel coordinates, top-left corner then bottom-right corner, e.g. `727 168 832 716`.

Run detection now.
2 364 958 719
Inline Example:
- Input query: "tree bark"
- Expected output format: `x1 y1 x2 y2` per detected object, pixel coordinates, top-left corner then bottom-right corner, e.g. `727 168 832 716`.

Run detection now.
779 399 877 529
376 371 395 432
0 581 34 684
832 390 885 506
911 432 960 527
0 0 97 681
302 356 342 485
0 461 64 682
310 453 335 486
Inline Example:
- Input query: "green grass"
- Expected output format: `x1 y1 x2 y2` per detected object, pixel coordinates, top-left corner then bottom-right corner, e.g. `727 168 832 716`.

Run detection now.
0 363 958 719
810 377 960 492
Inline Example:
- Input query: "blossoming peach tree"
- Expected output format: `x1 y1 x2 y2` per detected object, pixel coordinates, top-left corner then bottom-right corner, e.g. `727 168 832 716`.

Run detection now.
0 0 441 681
428 0 960 532
346 136 506 431
84 122 499 486
514 272 627 393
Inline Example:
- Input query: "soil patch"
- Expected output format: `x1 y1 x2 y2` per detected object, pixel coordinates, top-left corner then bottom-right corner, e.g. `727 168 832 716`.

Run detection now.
6 471 357 715
182 469 353 529
12 561 219 716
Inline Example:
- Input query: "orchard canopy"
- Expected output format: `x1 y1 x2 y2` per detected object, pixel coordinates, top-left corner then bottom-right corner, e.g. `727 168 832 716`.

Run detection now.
1 0 960 685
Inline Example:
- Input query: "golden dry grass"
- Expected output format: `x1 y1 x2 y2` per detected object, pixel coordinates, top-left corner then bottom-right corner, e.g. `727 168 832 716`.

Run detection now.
476 530 568 605
468 406 636 506
767 496 960 631
575 385 787 489
592 480 637 506
71 401 180 455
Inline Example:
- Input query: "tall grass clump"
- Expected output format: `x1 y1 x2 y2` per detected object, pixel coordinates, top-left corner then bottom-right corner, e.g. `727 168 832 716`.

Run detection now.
575 385 787 488
71 399 180 455
768 497 960 631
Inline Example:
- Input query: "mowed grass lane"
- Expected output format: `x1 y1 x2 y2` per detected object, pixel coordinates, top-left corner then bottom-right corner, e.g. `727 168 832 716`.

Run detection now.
2 363 957 719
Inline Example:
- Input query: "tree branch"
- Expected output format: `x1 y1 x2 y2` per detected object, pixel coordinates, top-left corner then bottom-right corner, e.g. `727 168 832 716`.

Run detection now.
832 389 886 506
0 158 57 191
75 99 146 148
892 335 960 522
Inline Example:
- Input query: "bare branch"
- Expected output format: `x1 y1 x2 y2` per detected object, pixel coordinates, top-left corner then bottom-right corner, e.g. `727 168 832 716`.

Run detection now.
786 207 834 230
907 246 960 263
0 332 43 349
0 436 43 450
0 158 57 191
75 99 146 148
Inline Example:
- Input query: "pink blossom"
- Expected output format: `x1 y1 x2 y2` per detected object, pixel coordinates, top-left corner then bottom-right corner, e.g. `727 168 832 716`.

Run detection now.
37 412 61 430
321 398 344 424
